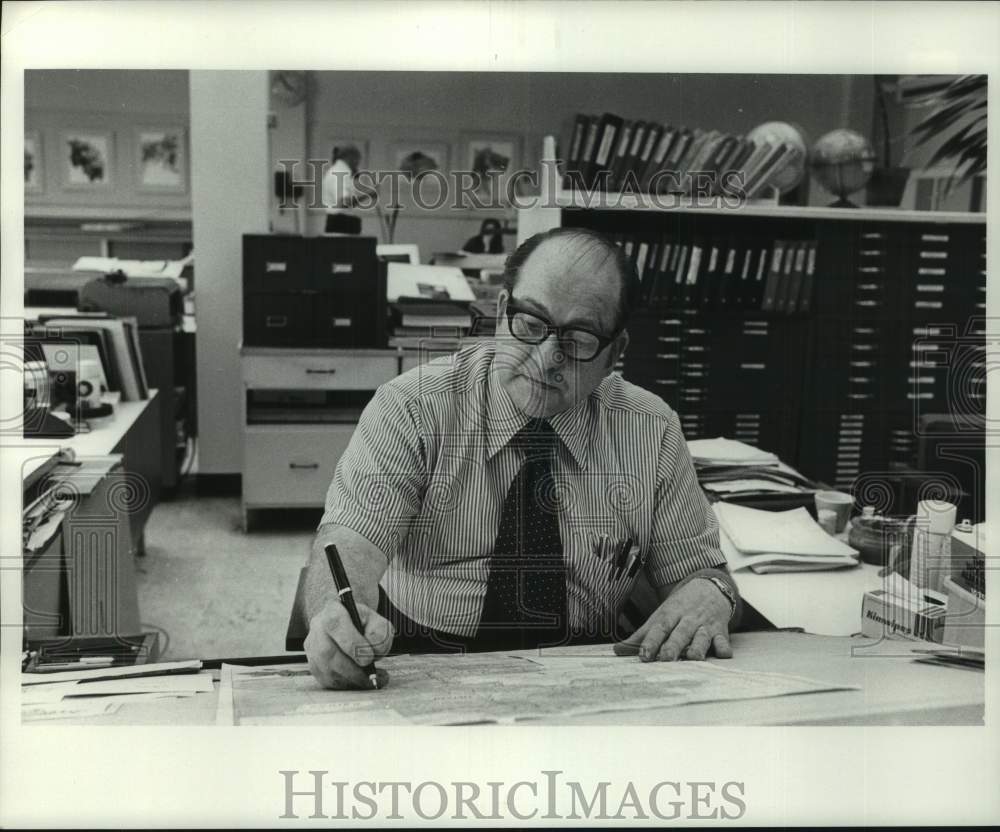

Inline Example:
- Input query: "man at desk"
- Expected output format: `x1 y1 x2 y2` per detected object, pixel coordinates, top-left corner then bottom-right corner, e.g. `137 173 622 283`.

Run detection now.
304 228 740 689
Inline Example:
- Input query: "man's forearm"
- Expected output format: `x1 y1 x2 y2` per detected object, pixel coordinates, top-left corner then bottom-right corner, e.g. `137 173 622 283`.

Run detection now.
303 524 388 621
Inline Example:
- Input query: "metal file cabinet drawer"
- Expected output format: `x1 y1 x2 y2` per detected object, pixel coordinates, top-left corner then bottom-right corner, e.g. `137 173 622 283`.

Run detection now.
242 351 398 390
243 426 355 506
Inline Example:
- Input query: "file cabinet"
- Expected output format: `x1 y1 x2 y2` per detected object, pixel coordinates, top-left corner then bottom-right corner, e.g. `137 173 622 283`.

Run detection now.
240 346 400 530
525 196 986 514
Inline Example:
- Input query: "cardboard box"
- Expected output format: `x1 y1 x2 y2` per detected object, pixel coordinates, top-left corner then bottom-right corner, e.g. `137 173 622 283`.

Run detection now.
861 587 946 643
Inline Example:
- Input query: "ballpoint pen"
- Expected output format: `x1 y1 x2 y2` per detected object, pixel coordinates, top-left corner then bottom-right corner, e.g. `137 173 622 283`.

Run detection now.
324 544 380 690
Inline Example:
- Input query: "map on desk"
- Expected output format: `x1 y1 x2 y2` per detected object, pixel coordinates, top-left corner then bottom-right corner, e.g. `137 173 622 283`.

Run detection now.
217 645 855 725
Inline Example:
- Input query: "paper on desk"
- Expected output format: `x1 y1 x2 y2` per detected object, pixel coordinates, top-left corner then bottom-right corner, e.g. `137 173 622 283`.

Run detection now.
703 479 803 495
687 437 778 464
22 700 122 721
21 659 202 685
217 648 853 726
61 672 214 697
24 506 69 552
715 503 858 557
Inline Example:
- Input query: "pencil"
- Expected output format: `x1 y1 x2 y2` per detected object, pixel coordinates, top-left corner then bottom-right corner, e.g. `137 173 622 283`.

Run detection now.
324 544 380 690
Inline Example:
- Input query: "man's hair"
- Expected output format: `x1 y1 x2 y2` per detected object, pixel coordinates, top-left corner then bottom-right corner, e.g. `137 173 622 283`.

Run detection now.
501 227 640 333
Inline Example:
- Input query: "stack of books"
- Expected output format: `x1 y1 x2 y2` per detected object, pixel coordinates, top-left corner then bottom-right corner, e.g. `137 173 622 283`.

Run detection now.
389 298 472 341
563 112 800 199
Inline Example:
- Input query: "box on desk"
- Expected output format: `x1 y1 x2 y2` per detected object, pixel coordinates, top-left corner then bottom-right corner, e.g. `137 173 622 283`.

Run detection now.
861 586 946 643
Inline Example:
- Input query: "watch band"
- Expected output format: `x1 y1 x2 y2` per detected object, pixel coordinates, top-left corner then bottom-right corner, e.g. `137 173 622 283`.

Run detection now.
696 575 737 621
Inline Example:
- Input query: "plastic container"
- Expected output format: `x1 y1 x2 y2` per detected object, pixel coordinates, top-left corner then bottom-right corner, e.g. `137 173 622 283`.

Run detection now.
848 514 914 567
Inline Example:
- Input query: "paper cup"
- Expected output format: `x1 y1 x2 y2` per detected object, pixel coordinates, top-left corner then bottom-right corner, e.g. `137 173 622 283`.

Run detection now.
815 490 853 533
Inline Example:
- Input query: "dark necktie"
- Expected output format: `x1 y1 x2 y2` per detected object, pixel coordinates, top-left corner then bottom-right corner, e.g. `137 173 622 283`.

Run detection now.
478 418 568 649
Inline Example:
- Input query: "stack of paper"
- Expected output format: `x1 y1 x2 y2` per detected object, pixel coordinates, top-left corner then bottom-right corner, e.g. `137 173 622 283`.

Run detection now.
688 436 779 466
21 660 212 721
714 502 859 573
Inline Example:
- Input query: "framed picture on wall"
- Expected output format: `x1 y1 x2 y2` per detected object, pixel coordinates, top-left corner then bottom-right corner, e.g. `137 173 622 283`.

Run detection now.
326 138 369 171
463 133 521 178
24 130 43 193
135 127 187 192
60 130 113 188
462 133 522 205
387 140 449 179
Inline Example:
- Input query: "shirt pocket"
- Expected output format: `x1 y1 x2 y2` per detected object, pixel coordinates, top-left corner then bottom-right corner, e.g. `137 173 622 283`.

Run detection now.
572 530 645 618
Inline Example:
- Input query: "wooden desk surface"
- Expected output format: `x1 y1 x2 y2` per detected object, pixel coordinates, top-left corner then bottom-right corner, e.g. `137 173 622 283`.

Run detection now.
30 632 982 727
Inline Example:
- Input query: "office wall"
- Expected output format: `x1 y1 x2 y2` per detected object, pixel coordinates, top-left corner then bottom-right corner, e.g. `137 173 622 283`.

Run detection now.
190 71 270 475
25 70 191 218
304 72 874 253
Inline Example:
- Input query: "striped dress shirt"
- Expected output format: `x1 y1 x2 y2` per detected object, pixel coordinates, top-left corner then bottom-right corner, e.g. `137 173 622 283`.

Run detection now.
321 342 726 639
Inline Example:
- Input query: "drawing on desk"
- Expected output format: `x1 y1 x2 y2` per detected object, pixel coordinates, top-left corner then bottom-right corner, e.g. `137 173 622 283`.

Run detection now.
217 644 854 726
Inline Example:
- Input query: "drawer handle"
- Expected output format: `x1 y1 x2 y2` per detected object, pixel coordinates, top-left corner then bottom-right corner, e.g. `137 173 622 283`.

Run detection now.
265 315 288 328
305 368 338 375
289 462 320 470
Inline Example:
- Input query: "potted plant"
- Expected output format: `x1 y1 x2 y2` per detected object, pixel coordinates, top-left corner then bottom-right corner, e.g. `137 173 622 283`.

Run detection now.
908 74 987 197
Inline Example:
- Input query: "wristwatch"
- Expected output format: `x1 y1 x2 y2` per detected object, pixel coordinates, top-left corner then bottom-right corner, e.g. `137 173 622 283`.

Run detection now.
696 575 738 621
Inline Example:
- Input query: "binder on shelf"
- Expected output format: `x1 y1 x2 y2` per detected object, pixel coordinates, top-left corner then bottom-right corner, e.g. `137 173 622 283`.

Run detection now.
639 126 677 193
576 115 601 190
632 122 662 192
590 112 625 191
606 120 635 192
784 242 809 313
699 243 721 309
683 242 703 307
748 143 798 199
742 142 787 197
751 245 770 309
564 113 592 190
760 241 785 312
776 242 799 314
798 241 818 313
619 120 649 192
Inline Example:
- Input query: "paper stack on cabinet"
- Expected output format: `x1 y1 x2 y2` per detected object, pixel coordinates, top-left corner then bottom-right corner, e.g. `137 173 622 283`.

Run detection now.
714 502 859 574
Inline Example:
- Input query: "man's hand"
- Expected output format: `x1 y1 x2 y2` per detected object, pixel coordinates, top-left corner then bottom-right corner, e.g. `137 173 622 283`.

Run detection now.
304 597 395 689
613 577 734 662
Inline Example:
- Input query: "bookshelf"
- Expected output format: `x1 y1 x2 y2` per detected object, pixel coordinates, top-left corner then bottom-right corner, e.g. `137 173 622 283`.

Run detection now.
517 141 987 521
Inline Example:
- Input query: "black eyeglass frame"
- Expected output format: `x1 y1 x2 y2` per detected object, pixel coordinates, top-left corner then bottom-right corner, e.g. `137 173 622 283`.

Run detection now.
503 297 622 362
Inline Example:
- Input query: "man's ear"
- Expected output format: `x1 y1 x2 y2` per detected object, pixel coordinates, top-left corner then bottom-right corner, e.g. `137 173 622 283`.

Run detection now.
496 290 509 324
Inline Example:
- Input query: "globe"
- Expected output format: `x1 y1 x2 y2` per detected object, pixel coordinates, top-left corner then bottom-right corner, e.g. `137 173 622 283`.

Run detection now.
745 121 808 194
811 128 876 207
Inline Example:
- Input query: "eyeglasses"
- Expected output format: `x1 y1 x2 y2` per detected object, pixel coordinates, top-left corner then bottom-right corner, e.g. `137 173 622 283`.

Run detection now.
504 298 619 362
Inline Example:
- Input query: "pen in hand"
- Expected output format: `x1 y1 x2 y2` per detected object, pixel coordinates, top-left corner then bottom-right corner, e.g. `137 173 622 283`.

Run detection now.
324 544 380 690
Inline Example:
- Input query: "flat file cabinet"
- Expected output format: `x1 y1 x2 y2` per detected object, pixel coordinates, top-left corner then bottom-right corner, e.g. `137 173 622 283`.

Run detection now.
240 346 400 529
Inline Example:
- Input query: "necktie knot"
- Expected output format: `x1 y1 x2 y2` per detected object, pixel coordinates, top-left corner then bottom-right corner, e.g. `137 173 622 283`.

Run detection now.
513 418 555 452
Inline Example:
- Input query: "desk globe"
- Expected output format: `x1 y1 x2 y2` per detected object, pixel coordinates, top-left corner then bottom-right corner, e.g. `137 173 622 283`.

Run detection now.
811 129 876 207
745 121 808 195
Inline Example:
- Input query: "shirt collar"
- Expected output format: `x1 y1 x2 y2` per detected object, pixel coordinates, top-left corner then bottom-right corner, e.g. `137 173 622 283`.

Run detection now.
483 357 598 470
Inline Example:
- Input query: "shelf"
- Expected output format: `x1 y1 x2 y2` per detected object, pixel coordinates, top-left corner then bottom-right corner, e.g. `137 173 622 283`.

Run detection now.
551 188 986 224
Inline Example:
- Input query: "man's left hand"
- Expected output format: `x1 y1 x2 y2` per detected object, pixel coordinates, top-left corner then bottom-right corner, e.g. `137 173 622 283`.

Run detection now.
613 577 734 662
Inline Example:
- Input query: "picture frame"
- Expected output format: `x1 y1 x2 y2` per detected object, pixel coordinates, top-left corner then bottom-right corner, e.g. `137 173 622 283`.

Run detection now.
387 140 449 179
462 132 523 205
24 130 43 193
463 133 521 178
135 126 187 192
326 138 369 171
60 129 113 188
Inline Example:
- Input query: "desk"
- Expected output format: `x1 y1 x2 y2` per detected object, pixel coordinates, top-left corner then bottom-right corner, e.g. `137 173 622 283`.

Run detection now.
31 632 982 726
14 392 161 554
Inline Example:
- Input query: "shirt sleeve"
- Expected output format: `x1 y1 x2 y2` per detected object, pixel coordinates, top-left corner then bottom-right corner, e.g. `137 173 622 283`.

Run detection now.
319 384 426 561
643 411 727 589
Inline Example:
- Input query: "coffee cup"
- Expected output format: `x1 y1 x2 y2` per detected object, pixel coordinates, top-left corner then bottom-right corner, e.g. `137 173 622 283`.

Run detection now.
815 490 853 533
